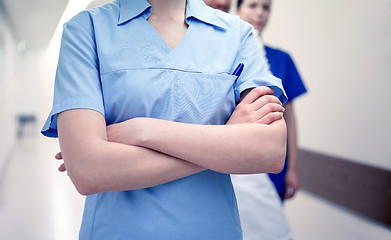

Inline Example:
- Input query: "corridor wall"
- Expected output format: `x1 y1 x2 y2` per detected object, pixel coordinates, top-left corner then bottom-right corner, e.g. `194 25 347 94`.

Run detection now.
262 0 391 239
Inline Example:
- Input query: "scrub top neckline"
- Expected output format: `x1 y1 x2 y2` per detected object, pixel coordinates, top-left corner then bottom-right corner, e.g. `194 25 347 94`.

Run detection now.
143 18 193 53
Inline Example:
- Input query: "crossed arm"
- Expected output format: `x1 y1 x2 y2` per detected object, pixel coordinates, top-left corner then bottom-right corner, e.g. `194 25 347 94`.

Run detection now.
56 87 287 195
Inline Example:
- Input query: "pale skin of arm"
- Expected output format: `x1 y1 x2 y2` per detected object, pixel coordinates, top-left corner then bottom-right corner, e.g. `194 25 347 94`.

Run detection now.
56 87 287 195
283 102 300 199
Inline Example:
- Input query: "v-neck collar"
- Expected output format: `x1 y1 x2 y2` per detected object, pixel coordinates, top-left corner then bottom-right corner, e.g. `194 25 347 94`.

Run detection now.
143 18 193 52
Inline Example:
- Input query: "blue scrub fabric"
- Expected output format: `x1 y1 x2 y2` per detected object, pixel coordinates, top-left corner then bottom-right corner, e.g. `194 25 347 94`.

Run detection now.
41 0 287 239
265 45 307 201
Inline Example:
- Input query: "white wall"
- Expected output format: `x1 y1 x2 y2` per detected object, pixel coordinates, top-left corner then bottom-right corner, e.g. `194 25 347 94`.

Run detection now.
0 16 17 165
263 0 391 170
262 0 391 239
0 1 91 167
0 15 56 170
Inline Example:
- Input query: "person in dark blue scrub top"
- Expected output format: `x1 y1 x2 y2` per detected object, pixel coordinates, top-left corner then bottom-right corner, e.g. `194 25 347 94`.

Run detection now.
41 0 289 239
237 0 307 202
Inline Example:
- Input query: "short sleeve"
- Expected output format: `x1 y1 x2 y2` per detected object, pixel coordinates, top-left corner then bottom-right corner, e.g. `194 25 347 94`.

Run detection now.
41 13 104 138
232 24 287 104
284 54 307 102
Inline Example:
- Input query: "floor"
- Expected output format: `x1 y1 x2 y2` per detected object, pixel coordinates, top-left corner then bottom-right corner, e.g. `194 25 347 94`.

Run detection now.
0 127 84 240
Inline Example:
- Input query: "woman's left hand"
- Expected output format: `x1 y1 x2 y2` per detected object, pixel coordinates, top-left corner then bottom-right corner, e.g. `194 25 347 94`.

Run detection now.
284 168 299 199
106 118 147 146
227 86 284 125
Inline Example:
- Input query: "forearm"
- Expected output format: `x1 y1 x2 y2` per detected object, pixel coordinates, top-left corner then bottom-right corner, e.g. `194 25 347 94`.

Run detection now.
129 117 287 174
58 110 204 195
70 141 204 195
106 87 287 175
284 102 298 171
287 127 298 171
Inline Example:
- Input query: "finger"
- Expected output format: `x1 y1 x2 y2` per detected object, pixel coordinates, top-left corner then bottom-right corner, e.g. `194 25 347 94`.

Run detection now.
58 163 67 172
256 112 283 125
55 152 63 160
252 94 282 111
258 102 285 115
240 86 274 105
255 103 285 122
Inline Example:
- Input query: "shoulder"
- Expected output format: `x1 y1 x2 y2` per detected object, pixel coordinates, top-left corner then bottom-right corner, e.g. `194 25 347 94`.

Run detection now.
200 6 254 39
265 45 292 60
65 1 120 31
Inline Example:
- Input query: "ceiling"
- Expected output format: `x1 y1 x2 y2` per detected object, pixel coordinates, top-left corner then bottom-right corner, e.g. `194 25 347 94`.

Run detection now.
0 0 69 49
0 0 115 49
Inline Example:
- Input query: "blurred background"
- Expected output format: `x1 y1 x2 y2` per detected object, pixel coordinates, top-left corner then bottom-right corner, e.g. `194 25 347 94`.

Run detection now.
0 0 390 239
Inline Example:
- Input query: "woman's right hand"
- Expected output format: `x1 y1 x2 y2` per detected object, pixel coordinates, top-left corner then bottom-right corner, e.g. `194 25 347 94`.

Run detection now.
227 86 285 125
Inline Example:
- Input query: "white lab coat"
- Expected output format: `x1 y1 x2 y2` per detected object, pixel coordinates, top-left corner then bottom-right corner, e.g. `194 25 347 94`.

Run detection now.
231 173 293 240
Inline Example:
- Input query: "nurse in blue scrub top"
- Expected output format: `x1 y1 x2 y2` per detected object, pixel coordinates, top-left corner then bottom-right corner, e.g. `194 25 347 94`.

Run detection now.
42 0 288 239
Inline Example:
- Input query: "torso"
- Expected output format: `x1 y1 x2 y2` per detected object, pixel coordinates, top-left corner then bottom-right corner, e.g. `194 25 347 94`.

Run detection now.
78 2 244 239
44 1 284 239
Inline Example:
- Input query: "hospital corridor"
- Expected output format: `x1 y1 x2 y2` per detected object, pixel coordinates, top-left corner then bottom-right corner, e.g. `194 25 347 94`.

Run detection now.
1 0 391 239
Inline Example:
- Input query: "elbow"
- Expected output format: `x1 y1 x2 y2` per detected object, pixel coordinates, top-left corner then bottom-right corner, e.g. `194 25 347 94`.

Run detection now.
258 140 285 174
242 138 286 174
64 155 101 196
261 118 287 174
68 169 100 196
268 147 286 174
268 125 287 174
78 186 98 196
72 175 99 196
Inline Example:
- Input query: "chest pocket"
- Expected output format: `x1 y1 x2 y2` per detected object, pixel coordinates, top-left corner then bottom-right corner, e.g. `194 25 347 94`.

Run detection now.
101 69 237 125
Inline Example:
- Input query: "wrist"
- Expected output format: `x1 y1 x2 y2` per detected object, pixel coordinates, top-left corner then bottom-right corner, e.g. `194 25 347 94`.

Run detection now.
128 117 150 147
287 165 298 173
